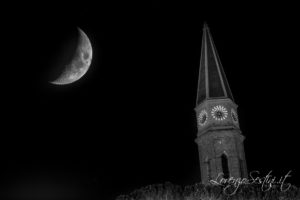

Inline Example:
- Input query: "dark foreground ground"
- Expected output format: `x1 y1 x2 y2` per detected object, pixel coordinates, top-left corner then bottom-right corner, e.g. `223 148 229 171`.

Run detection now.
117 182 300 200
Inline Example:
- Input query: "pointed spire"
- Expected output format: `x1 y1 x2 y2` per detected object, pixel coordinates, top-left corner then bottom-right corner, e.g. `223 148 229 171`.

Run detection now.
196 23 234 106
203 21 208 29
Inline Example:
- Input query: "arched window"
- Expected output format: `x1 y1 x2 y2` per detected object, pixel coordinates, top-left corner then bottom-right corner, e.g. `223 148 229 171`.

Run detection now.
208 160 211 180
239 159 244 178
204 158 211 181
221 154 229 179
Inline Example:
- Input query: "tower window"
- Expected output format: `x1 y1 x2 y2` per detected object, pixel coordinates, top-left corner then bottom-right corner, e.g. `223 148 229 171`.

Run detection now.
221 154 229 179
205 159 211 181
208 161 211 180
239 159 244 178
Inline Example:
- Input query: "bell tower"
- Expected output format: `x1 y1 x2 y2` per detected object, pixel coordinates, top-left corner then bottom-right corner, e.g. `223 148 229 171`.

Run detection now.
195 23 248 184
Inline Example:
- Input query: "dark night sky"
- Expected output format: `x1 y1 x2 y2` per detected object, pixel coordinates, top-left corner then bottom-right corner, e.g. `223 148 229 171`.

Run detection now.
0 1 299 199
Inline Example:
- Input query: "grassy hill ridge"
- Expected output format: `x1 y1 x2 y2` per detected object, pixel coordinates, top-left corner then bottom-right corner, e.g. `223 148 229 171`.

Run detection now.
116 182 300 200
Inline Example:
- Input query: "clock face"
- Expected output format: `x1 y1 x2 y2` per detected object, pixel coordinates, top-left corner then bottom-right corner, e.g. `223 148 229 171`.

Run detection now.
211 105 228 121
198 110 208 126
231 109 238 123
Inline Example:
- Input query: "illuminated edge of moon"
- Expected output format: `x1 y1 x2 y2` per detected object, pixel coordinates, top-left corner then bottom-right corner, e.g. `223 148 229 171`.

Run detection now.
50 27 93 85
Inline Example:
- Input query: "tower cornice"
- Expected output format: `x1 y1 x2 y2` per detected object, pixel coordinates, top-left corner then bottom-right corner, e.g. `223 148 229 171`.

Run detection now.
195 127 243 142
194 98 238 112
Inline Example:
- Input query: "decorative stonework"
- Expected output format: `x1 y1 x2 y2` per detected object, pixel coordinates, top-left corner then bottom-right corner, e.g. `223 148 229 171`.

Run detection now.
211 105 228 121
231 108 239 124
198 110 208 126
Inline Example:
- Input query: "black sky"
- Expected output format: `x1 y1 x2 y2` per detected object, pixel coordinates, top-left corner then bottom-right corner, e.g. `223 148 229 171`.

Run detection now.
0 1 299 200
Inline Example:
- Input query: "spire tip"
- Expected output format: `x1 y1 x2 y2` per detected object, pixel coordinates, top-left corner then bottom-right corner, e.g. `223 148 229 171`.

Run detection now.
203 22 209 29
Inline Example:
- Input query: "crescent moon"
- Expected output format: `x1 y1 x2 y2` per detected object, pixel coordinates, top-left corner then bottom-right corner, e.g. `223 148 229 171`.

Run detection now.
50 28 93 85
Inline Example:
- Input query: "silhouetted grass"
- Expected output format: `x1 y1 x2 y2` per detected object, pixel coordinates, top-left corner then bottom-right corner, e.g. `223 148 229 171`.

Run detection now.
116 182 300 200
